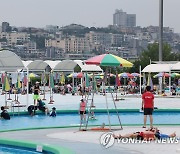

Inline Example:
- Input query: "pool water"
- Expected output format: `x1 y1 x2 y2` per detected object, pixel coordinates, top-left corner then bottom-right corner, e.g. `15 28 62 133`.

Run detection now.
0 145 41 154
0 112 180 131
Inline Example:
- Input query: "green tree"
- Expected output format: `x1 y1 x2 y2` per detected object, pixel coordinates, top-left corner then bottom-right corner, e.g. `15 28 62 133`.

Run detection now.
130 43 180 72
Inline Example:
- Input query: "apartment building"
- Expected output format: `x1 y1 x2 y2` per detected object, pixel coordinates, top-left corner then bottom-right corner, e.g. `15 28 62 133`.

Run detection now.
45 36 90 53
0 32 30 46
113 9 136 27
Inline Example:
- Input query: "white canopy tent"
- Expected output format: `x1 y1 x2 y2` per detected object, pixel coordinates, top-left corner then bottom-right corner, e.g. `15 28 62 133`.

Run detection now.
0 50 28 107
172 62 180 71
22 60 33 68
27 60 51 72
142 62 180 94
44 60 61 70
74 60 103 72
142 64 173 72
0 50 24 72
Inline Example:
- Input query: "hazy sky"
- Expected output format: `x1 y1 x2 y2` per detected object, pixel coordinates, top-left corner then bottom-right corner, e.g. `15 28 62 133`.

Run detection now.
1 0 180 32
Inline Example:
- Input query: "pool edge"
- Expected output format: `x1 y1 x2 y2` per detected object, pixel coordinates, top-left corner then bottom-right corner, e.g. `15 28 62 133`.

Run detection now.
0 138 75 154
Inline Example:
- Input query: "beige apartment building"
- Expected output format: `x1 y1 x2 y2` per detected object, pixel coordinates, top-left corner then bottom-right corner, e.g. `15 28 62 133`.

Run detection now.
85 31 123 46
45 36 90 53
0 32 30 46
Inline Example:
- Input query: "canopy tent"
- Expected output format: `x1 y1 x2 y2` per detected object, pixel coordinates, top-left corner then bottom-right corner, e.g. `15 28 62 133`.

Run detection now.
171 62 180 71
53 60 77 72
142 64 173 72
142 62 180 73
0 50 24 71
22 60 33 68
74 60 103 72
44 60 61 70
27 60 51 72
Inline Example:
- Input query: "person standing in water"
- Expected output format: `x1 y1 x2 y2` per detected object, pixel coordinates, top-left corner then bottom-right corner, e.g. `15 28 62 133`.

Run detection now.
79 99 86 124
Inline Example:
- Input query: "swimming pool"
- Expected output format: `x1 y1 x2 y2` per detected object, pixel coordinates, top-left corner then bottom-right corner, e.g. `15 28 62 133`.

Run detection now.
0 145 42 154
0 111 180 131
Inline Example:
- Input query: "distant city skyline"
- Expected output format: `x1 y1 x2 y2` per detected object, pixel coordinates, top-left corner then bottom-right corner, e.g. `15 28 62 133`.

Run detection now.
0 0 180 32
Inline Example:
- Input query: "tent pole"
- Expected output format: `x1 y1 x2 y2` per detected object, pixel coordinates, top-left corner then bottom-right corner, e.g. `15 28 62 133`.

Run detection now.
26 67 29 107
43 71 46 100
169 67 171 94
106 67 111 130
139 65 142 95
72 71 74 92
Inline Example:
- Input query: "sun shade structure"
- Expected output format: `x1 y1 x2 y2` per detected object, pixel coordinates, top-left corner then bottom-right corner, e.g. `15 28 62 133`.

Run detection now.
142 62 180 73
74 60 102 72
44 60 61 70
53 60 77 72
27 60 51 72
0 50 24 71
53 60 103 72
172 62 180 71
153 72 170 78
22 60 33 68
85 53 133 67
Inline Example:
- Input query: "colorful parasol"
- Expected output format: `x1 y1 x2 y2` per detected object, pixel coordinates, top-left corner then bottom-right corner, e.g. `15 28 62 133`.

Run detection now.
131 73 140 77
85 53 133 67
29 73 39 78
93 73 115 79
118 73 133 78
153 72 170 78
67 72 83 78
171 73 180 78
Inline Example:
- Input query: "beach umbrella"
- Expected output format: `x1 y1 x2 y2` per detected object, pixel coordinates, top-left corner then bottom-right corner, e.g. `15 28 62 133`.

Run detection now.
143 73 146 85
29 73 39 78
1 73 5 84
49 73 54 89
60 73 65 84
153 72 170 78
118 73 133 78
131 73 140 77
4 76 10 91
23 74 28 86
147 73 153 90
85 53 133 67
115 74 121 86
67 72 83 78
171 73 180 78
41 73 47 84
16 76 21 89
85 73 90 87
94 73 115 79
77 72 83 78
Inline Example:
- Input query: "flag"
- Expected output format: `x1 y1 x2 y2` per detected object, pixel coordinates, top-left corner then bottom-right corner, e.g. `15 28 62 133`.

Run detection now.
41 73 47 84
5 76 10 91
1 73 5 84
115 74 121 86
143 73 146 85
85 73 89 87
147 73 153 90
23 74 28 86
60 73 65 85
49 73 54 88
16 76 21 88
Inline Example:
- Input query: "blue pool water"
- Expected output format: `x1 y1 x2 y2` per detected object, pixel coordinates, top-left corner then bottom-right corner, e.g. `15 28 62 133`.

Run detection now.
0 112 180 131
0 145 41 154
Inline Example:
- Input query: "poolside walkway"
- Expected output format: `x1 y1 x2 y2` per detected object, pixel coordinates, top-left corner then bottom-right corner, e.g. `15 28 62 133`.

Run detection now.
0 126 179 154
2 93 180 111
